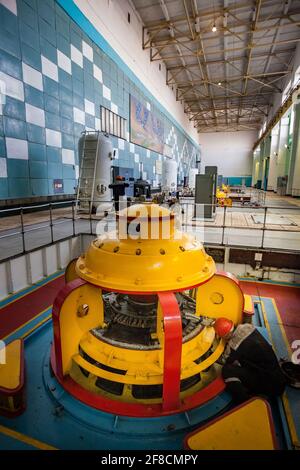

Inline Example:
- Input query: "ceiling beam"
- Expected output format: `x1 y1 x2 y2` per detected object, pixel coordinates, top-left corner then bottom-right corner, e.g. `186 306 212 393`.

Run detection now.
143 19 300 49
142 2 297 30
149 37 300 61
166 49 296 71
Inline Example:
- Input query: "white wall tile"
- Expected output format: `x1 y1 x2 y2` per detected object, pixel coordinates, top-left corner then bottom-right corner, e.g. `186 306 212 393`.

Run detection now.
118 138 124 150
146 102 151 110
103 85 111 101
41 56 58 82
111 103 118 114
6 138 28 159
46 129 61 148
134 153 139 163
25 103 45 127
0 0 17 15
22 63 43 91
84 99 95 116
147 149 150 158
75 164 79 179
71 45 83 68
130 143 135 153
82 40 93 62
57 50 71 74
62 148 75 165
73 107 85 125
0 158 7 177
0 71 24 101
93 64 102 83
95 117 101 131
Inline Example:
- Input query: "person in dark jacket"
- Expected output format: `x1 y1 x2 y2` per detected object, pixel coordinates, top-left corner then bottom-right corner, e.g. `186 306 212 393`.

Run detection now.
213 317 286 404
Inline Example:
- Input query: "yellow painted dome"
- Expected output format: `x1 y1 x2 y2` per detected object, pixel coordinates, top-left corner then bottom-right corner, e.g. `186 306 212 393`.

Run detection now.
76 203 215 292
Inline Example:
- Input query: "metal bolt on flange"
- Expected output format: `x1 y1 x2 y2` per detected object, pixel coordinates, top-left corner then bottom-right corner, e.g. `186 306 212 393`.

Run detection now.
77 304 89 317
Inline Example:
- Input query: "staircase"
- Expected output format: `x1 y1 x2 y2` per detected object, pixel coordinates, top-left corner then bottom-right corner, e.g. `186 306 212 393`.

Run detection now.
76 131 100 214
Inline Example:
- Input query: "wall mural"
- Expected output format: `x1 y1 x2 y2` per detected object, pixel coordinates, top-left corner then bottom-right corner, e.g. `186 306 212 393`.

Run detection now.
130 95 164 154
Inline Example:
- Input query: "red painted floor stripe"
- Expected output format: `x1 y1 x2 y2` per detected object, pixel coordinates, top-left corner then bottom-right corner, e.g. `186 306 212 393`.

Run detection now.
240 280 300 345
0 275 65 339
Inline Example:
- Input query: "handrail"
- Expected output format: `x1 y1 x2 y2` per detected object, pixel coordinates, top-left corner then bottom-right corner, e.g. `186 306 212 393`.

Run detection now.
0 199 299 260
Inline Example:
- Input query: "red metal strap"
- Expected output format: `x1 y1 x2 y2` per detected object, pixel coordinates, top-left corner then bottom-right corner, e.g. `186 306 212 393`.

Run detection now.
158 292 182 412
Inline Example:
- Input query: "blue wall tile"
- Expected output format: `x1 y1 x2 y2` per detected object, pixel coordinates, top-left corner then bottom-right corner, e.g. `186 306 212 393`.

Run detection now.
19 22 40 51
3 97 26 121
85 114 94 129
0 28 21 59
0 5 18 32
40 37 57 63
28 142 46 161
58 69 72 90
18 0 38 29
31 178 48 196
62 164 75 178
72 62 83 82
0 137 6 157
63 178 76 193
8 178 30 197
24 85 44 108
0 179 8 198
43 76 59 99
45 94 60 114
70 30 81 50
7 159 29 178
38 1 55 27
59 86 73 105
62 132 74 149
60 103 73 120
46 146 61 162
29 160 48 178
21 42 42 71
27 123 45 144
56 18 70 41
0 48 22 80
45 111 61 131
39 17 57 46
48 161 62 178
73 78 83 97
72 93 83 110
61 117 73 134
4 117 27 139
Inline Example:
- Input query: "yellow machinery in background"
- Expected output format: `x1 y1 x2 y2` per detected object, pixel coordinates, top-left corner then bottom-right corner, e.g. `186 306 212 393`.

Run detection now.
216 185 232 207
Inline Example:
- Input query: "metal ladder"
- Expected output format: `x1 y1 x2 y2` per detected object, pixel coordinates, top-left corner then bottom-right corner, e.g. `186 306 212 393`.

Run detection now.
76 131 100 214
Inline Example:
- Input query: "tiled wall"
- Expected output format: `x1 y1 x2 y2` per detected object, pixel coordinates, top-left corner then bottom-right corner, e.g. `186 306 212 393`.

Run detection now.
0 0 199 200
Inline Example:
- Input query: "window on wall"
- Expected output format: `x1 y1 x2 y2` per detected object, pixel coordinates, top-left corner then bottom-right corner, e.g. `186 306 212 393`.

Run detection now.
282 80 291 104
293 65 300 87
101 106 127 139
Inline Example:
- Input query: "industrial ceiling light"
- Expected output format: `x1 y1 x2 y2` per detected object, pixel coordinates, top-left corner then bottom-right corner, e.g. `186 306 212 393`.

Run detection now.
218 82 222 86
212 23 217 32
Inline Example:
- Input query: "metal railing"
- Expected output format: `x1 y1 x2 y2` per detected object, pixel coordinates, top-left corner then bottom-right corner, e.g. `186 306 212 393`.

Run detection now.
0 198 299 261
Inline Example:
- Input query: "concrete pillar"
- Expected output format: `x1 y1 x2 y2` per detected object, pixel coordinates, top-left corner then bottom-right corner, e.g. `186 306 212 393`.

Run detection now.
290 103 300 196
268 125 279 191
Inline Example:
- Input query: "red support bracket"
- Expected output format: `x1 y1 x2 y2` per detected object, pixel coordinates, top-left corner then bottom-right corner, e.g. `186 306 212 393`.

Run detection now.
158 292 182 412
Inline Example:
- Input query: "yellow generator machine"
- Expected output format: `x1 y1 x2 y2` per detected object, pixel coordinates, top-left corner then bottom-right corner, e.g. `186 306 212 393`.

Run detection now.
52 203 246 415
216 187 232 207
